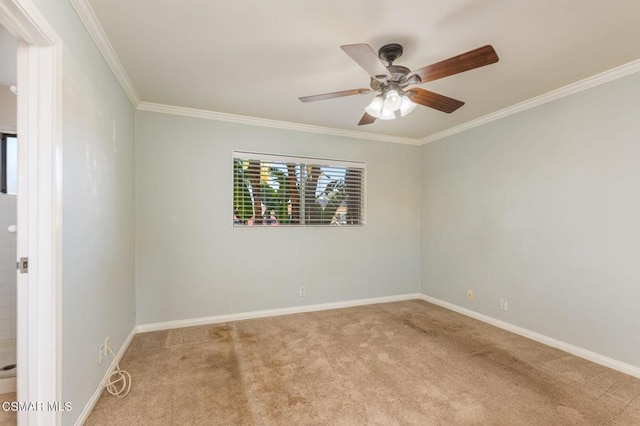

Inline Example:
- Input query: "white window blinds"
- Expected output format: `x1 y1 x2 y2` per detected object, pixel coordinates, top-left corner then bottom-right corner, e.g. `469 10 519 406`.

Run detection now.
233 152 365 226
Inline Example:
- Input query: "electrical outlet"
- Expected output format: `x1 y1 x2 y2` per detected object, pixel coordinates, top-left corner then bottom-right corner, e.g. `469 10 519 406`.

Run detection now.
500 299 508 311
299 286 305 297
98 337 110 365
466 289 473 301
99 344 104 365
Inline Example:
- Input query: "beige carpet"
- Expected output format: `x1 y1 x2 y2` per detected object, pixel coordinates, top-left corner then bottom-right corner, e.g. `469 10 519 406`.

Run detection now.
86 300 640 425
0 393 16 426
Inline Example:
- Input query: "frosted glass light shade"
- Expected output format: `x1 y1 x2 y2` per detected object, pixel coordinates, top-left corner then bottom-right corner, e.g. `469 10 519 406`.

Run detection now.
378 107 396 120
399 95 417 117
364 96 384 118
364 92 413 120
383 90 402 112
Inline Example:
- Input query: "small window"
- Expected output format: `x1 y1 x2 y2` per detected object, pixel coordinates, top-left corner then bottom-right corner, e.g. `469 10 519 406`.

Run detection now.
233 152 365 227
0 133 18 195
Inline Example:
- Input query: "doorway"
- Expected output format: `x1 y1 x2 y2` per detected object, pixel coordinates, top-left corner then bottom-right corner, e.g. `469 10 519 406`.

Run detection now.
0 0 62 424
0 22 18 398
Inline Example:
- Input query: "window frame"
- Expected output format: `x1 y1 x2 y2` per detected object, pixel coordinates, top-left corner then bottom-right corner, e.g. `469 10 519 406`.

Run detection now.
231 150 367 228
0 132 18 194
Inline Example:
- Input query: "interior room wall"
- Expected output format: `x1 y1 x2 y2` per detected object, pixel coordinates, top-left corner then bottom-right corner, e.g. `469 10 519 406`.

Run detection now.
421 71 640 369
0 194 16 343
135 110 421 325
0 25 17 384
0 85 16 132
30 1 136 424
0 86 16 346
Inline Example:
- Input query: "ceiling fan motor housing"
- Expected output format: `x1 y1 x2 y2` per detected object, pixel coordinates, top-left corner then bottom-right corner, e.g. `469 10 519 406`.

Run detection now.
370 44 413 92
370 64 411 91
378 43 404 64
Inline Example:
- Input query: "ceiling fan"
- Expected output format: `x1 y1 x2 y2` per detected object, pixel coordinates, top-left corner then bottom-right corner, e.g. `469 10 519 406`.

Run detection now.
299 43 499 125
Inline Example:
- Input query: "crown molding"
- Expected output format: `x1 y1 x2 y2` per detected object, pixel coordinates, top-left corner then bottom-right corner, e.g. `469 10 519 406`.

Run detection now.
65 1 640 145
137 102 423 145
139 56 640 146
421 58 640 145
68 0 140 107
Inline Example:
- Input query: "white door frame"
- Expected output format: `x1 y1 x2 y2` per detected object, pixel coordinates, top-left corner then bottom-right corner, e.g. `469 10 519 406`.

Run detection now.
0 1 62 425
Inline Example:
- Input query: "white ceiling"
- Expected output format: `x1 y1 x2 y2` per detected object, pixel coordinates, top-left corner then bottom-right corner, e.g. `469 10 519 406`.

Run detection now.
87 0 640 140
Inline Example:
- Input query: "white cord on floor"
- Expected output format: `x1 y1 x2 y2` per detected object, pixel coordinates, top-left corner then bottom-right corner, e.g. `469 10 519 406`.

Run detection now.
104 346 132 398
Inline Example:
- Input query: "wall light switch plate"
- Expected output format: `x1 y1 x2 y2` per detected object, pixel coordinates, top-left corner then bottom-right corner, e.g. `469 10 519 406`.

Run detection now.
500 299 508 311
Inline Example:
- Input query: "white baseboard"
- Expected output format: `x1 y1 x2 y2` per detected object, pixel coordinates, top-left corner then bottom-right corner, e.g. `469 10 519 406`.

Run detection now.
136 293 421 333
0 377 16 394
78 293 640 425
418 294 640 379
75 294 418 423
74 326 137 426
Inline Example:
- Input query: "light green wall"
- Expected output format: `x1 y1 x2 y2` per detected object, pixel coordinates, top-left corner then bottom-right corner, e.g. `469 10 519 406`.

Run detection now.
31 1 136 424
23 1 640 420
135 111 422 325
421 71 640 368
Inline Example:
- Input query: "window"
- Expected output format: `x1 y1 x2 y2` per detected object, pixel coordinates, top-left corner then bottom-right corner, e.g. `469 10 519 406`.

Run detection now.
0 133 18 195
233 152 365 227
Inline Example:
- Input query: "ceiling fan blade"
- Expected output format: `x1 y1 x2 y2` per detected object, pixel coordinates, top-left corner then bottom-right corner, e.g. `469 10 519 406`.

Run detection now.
341 43 392 78
407 45 499 84
408 88 465 113
299 88 371 103
357 112 376 126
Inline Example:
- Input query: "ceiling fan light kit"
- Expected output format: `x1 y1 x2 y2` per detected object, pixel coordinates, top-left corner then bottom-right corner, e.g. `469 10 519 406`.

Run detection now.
364 95 384 117
379 106 396 121
300 42 499 126
400 95 417 117
364 91 417 120
383 89 402 111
